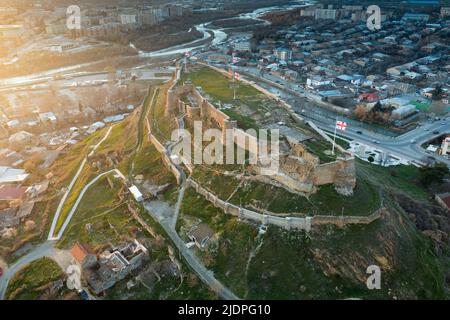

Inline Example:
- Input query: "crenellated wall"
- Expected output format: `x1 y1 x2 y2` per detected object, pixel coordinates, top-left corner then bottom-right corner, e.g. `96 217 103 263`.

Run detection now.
166 65 356 196
187 178 384 231
168 84 238 143
149 133 182 185
187 178 313 231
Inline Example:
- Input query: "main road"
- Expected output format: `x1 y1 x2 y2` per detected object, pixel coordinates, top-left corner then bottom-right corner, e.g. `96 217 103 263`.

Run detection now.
225 64 450 167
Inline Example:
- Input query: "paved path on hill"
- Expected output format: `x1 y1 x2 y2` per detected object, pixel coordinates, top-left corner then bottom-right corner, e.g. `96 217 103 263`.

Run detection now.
144 201 239 300
0 241 56 300
50 169 126 241
47 126 114 240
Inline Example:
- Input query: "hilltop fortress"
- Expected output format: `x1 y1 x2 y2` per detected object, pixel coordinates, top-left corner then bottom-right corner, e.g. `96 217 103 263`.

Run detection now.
165 66 356 196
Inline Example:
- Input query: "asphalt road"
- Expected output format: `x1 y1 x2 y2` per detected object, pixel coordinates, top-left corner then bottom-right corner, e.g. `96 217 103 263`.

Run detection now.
230 65 450 167
0 241 56 300
144 201 239 300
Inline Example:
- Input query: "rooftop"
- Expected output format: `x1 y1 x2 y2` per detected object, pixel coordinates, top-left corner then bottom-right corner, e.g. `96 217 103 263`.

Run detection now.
71 243 93 264
0 166 29 184
0 185 28 201
437 193 450 209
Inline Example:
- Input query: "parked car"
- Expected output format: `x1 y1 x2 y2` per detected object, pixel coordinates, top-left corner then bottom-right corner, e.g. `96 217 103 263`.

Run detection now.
356 130 363 134
78 289 89 300
258 224 268 235
433 130 440 134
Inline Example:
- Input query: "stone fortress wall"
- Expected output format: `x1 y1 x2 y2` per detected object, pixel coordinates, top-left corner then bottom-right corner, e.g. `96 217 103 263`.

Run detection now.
187 178 384 231
165 64 356 196
145 67 382 231
149 133 182 185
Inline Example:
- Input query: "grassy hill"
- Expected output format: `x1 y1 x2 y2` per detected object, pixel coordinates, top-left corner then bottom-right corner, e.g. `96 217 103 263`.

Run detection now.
6 258 69 300
178 182 447 299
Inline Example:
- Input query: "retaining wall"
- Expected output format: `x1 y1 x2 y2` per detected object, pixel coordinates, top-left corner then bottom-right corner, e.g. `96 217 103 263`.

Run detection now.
149 134 182 184
187 178 312 231
186 178 383 231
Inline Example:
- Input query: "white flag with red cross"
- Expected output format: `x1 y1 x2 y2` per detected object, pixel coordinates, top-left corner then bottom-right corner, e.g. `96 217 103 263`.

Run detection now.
234 72 241 81
336 120 347 131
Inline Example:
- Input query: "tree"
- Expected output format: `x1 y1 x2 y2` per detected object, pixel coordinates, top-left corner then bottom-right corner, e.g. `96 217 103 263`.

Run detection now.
432 85 443 101
419 162 449 187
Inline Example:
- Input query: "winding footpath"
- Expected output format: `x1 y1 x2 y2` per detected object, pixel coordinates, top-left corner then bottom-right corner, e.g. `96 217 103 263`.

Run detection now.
146 204 239 300
51 169 126 241
0 242 56 299
47 126 114 240
0 1 313 299
0 126 115 300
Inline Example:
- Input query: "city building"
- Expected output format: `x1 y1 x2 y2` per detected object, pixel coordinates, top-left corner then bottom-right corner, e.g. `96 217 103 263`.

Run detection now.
188 223 214 249
129 185 144 202
234 41 252 52
435 193 450 211
441 136 450 155
119 14 137 25
315 9 339 20
401 13 430 22
84 240 148 295
441 7 450 18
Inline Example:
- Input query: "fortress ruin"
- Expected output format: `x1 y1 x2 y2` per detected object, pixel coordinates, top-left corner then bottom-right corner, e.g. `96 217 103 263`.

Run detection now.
165 67 356 196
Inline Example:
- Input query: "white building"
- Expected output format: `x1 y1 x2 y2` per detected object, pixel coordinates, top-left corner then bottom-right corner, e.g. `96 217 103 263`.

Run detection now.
315 9 338 20
306 76 332 88
0 166 29 183
129 185 143 202
234 41 251 52
441 137 450 155
120 14 137 25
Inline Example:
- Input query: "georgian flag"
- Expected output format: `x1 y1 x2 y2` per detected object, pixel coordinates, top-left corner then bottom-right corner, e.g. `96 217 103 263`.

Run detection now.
336 120 347 131
232 56 240 63
234 72 241 81
184 51 191 57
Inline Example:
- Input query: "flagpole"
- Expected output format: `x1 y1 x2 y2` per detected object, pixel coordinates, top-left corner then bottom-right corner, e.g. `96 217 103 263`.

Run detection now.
332 120 337 156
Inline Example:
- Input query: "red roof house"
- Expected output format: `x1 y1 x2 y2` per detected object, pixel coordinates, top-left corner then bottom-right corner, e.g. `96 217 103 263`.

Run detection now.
359 92 379 102
435 193 450 211
0 185 28 201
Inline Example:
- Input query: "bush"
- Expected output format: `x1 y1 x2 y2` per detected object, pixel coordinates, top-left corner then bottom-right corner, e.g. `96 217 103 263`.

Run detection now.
419 163 449 187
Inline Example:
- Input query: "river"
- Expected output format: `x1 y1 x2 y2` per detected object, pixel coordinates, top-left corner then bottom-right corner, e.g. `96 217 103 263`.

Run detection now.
136 0 314 58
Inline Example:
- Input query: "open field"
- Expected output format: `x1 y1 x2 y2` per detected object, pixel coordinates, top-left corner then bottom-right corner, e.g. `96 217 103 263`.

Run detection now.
357 160 431 201
179 66 275 130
